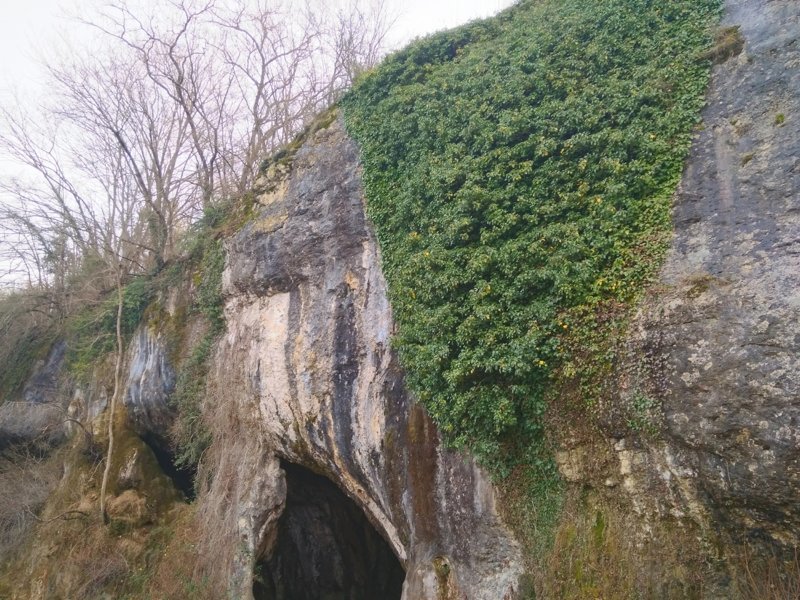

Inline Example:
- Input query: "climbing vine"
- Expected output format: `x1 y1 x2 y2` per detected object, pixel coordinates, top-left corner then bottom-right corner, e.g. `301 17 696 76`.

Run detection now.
171 235 226 471
342 0 719 468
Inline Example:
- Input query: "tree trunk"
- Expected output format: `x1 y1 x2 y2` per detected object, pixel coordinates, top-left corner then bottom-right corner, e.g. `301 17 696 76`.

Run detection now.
99 268 124 524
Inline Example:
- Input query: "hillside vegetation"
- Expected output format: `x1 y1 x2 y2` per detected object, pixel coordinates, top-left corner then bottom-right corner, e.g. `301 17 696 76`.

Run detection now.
342 0 719 468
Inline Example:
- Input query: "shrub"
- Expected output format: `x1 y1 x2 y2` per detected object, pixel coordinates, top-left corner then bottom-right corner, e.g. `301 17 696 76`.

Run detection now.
702 25 745 64
732 545 800 600
0 448 63 562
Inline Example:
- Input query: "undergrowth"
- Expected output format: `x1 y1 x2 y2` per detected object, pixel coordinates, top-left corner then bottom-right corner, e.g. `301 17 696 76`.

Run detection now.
732 545 800 600
0 433 204 600
0 230 230 595
0 322 55 402
0 290 62 402
170 211 228 472
66 277 154 378
529 490 710 599
342 0 719 471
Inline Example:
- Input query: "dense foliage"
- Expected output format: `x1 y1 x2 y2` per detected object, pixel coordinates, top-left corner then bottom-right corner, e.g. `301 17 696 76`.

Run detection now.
67 277 154 376
171 230 226 471
342 0 719 465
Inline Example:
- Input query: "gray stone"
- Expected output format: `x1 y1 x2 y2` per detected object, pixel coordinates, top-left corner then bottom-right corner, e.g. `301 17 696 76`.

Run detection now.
0 341 67 450
627 0 800 549
0 401 63 451
22 340 66 405
123 325 176 446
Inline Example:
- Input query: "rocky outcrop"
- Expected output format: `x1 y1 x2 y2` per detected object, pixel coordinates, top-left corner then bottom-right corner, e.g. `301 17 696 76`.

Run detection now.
0 342 67 450
610 0 800 549
122 326 176 447
212 117 523 599
21 340 66 405
0 401 64 452
6 3 796 593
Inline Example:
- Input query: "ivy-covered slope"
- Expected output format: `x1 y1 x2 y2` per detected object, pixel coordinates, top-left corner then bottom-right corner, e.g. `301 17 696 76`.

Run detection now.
342 0 719 464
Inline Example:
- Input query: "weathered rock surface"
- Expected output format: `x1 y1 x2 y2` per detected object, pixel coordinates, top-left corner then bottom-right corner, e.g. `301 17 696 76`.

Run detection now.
122 325 176 447
0 342 67 450
6 2 797 592
621 0 800 548
213 117 523 599
22 340 66 405
0 401 64 451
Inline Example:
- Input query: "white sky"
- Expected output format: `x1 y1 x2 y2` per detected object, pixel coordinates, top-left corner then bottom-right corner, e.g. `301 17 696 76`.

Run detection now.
0 0 513 99
386 0 513 49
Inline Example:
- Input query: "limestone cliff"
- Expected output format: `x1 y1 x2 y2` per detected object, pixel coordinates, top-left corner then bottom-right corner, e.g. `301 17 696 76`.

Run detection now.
567 0 800 551
645 0 800 547
0 118 525 597
210 119 523 599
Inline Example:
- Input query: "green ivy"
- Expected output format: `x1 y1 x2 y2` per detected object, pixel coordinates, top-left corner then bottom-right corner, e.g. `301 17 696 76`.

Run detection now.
195 239 225 334
171 238 226 471
67 277 154 377
171 330 215 470
342 0 719 468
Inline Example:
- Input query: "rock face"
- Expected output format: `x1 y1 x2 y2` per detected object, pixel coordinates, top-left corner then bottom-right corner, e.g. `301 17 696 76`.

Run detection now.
0 342 67 450
22 340 66 405
7 3 797 592
624 0 800 548
122 325 176 447
57 324 177 451
213 117 523 599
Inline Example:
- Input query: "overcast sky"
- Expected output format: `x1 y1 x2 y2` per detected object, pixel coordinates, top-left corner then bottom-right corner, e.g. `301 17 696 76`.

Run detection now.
0 0 514 99
386 0 513 48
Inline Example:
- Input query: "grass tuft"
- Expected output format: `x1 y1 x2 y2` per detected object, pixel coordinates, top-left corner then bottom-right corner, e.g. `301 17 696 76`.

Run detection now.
702 25 745 64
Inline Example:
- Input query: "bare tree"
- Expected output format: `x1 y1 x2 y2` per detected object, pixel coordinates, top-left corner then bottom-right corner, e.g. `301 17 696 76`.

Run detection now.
1 0 392 292
0 89 144 523
317 0 393 104
88 0 394 202
98 267 124 524
0 0 393 524
46 55 195 268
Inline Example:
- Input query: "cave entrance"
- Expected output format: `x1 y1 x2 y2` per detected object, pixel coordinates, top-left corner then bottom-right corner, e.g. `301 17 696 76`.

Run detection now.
253 461 405 600
141 433 196 500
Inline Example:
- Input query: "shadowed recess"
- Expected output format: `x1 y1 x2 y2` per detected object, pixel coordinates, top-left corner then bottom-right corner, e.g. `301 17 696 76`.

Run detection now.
141 433 196 500
253 461 405 600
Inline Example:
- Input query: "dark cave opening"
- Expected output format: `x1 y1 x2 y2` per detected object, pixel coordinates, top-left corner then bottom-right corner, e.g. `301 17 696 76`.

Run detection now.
141 433 196 500
253 461 405 600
